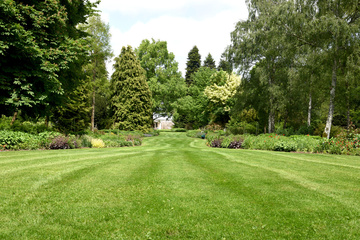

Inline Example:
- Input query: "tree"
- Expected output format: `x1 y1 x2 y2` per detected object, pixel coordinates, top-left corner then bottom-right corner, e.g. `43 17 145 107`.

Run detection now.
185 46 201 86
135 39 186 118
0 0 97 125
173 67 217 128
110 46 152 131
231 0 295 133
205 71 241 107
79 15 113 131
218 47 233 73
229 0 360 137
204 71 241 126
203 53 216 69
52 77 91 134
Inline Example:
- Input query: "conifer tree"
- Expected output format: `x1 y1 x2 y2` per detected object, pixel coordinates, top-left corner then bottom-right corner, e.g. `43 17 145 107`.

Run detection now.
185 46 201 86
110 46 152 131
203 53 216 69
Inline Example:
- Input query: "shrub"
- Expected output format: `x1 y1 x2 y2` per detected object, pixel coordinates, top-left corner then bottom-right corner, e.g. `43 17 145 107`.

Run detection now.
80 135 93 148
226 119 258 135
211 138 222 148
171 128 187 132
273 141 296 152
205 123 223 131
228 136 244 149
91 138 105 148
186 130 205 138
49 136 71 149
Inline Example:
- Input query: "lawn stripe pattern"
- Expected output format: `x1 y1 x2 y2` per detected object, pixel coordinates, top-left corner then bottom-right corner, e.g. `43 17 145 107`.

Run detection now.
1 132 360 239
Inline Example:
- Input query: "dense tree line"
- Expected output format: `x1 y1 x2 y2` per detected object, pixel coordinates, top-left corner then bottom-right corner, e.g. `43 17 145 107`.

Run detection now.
1 0 358 137
228 0 360 138
0 0 97 132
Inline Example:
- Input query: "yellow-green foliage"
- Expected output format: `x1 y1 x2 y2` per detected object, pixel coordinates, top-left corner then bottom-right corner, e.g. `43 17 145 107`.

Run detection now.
91 138 105 148
204 71 241 106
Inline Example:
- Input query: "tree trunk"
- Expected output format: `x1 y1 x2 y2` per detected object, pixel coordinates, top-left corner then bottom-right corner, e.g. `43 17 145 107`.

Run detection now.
10 110 18 126
91 89 95 132
283 111 287 129
45 115 49 128
307 91 312 127
347 107 350 130
324 59 337 139
268 62 275 133
268 110 275 133
91 60 97 132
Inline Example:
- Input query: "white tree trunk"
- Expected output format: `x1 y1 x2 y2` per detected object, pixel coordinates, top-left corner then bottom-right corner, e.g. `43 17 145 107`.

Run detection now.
268 110 275 133
324 59 337 139
307 91 312 127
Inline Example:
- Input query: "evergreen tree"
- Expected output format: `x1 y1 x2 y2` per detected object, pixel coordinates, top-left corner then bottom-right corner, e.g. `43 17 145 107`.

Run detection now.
217 47 233 73
185 46 201 86
110 46 152 131
52 77 91 134
203 53 216 69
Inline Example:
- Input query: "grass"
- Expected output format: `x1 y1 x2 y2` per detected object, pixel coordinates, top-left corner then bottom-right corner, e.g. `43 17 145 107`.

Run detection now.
1 132 360 239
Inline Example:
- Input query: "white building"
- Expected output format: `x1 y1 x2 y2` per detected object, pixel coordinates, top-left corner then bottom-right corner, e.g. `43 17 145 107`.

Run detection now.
153 117 174 130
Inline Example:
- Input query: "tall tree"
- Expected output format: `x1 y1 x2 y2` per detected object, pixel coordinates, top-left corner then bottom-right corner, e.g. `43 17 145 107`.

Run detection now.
203 53 216 69
218 47 233 73
0 0 97 125
185 45 201 86
110 46 152 131
173 67 217 128
231 0 295 133
135 39 186 118
79 15 113 131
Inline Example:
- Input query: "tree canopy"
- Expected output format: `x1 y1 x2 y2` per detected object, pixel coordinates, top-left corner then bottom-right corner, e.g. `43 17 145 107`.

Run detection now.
135 39 186 119
0 0 97 124
110 46 152 131
185 45 201 86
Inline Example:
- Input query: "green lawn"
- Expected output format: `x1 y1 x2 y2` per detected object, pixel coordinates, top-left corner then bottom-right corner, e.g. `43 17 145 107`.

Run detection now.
1 132 360 239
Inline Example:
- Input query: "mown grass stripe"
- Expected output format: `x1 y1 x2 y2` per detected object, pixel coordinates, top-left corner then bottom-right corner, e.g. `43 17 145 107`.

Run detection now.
1 132 360 239
215 150 360 211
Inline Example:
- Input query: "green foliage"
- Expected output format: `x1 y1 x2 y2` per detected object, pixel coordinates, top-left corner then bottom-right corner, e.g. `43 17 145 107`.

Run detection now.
186 130 204 138
185 45 201 86
204 132 244 149
229 0 360 137
79 15 113 131
0 115 51 134
172 67 217 129
171 128 187 132
52 78 91 134
0 130 61 150
135 39 186 118
0 0 97 117
110 46 153 132
203 53 216 69
217 47 233 73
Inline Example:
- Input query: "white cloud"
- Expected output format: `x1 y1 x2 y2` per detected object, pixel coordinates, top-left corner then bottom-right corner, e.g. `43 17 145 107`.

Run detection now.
99 1 248 76
98 0 242 15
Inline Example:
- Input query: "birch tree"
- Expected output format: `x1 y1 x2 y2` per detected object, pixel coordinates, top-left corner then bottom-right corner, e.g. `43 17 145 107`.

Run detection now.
79 15 113 132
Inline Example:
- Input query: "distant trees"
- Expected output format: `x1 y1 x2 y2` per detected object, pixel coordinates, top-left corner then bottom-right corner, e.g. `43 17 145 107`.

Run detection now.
185 46 201 86
135 39 186 119
203 53 216 69
229 0 360 138
110 46 152 131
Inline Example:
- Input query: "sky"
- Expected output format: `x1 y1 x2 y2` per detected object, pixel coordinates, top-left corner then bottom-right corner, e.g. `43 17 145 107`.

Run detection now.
93 0 249 76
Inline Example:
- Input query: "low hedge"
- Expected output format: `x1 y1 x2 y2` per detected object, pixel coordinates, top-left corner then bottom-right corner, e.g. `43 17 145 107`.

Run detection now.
201 132 360 155
0 130 145 151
